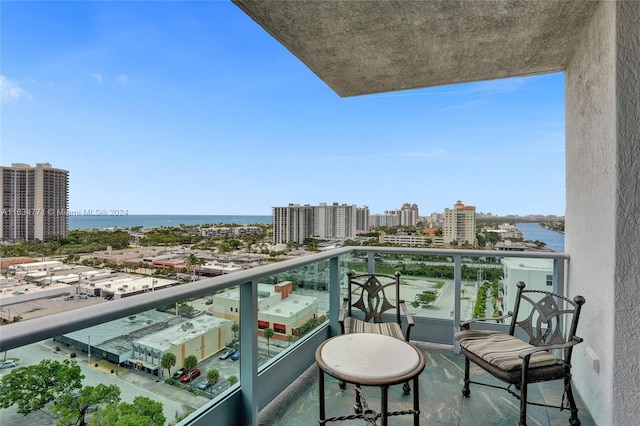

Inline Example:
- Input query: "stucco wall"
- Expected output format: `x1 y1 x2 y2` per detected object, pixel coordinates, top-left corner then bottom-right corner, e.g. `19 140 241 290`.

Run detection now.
613 1 640 423
566 1 640 424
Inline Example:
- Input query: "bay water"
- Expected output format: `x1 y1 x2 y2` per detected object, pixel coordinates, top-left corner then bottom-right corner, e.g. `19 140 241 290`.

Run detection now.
69 214 272 230
516 222 565 252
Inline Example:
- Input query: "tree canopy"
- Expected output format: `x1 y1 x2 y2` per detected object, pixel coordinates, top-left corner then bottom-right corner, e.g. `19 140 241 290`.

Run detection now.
89 396 165 426
51 384 120 426
0 359 84 415
183 355 198 372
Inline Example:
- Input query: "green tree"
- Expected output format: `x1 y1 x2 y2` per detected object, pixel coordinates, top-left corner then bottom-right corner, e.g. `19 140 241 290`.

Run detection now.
0 359 83 415
89 395 165 426
52 384 120 426
185 253 196 280
206 369 220 386
218 241 231 254
160 352 176 379
263 327 275 357
231 322 239 342
227 375 239 387
285 334 294 347
183 355 198 373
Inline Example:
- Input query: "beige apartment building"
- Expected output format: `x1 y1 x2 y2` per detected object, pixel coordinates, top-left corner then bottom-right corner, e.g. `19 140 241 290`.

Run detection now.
443 200 477 246
0 162 69 241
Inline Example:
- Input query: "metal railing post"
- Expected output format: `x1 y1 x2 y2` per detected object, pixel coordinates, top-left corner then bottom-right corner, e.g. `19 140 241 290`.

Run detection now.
329 255 341 336
239 280 258 425
453 254 462 353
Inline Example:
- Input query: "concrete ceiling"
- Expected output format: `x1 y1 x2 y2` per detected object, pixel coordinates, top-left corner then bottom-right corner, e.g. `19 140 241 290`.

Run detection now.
233 0 599 97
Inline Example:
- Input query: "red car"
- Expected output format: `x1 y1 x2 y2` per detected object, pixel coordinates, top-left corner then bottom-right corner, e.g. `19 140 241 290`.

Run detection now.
180 368 201 383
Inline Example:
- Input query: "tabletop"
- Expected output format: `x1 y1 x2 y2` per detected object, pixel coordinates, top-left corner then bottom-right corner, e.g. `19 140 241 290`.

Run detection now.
316 333 423 386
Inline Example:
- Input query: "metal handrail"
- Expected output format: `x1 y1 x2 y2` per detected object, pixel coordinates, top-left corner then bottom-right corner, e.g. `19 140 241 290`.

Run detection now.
0 246 569 426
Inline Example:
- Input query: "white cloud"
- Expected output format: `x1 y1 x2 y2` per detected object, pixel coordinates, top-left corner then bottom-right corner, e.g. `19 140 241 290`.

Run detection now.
0 75 32 104
92 73 104 85
116 74 129 87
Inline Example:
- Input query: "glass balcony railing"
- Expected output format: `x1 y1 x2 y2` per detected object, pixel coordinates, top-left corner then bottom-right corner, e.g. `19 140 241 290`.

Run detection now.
0 247 568 425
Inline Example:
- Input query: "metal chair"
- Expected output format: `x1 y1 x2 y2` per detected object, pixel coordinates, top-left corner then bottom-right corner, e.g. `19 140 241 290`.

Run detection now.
338 270 414 395
455 281 586 426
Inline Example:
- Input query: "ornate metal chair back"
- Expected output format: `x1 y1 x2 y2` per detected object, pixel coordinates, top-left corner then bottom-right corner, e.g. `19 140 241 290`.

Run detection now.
346 271 402 325
509 281 585 363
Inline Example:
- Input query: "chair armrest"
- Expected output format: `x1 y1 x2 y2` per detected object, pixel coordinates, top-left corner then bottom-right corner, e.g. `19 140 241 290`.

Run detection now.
518 336 584 360
398 300 414 341
337 298 349 335
338 298 349 324
459 313 512 330
399 301 415 327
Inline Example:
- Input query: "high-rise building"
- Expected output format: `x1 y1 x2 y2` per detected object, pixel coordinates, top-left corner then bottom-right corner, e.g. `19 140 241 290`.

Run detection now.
369 203 419 229
272 202 364 244
443 200 476 246
1 163 69 242
400 203 419 226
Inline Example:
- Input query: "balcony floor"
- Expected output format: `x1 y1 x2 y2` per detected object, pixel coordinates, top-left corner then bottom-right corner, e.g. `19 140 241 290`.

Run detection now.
259 342 595 426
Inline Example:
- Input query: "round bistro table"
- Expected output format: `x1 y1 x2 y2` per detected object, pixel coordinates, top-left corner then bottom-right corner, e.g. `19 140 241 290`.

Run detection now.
315 333 425 425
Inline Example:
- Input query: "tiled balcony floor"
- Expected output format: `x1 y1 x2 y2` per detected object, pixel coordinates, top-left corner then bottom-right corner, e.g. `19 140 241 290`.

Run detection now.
259 342 595 426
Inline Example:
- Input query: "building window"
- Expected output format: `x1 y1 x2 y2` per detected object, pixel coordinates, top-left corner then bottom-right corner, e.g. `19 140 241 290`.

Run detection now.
230 307 233 312
274 323 286 334
546 274 553 286
258 320 269 330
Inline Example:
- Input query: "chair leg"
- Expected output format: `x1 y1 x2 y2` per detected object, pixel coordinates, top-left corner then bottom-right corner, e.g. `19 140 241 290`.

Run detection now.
519 378 528 426
565 377 581 426
462 356 470 397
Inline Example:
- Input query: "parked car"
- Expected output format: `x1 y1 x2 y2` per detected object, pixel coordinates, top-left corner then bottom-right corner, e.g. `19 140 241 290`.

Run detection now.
205 298 213 305
196 380 212 391
180 368 201 383
0 360 17 369
172 368 186 380
230 350 240 361
219 349 234 360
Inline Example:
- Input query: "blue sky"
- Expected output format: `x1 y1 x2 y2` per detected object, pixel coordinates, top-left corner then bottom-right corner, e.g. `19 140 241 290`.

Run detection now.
0 1 565 217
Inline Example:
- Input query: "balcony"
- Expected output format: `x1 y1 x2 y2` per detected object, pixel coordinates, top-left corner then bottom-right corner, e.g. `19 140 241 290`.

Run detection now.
0 247 595 425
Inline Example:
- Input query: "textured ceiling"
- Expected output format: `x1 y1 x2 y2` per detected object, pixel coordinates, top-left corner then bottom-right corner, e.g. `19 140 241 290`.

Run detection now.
234 0 599 97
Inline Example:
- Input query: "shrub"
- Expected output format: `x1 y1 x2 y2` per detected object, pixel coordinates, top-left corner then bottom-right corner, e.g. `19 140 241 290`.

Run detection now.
70 352 77 358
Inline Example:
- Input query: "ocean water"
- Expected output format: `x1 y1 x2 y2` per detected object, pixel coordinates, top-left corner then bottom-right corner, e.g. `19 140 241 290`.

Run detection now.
68 214 272 230
516 222 565 252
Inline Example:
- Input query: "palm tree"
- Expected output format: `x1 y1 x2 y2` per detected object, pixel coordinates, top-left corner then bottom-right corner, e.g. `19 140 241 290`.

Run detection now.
184 355 197 373
161 352 176 379
263 327 274 357
206 369 220 395
231 323 239 343
227 375 238 388
185 254 198 281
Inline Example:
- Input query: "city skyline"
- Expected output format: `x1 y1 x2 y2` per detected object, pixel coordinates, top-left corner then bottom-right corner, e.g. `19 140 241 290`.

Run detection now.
1 2 565 217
